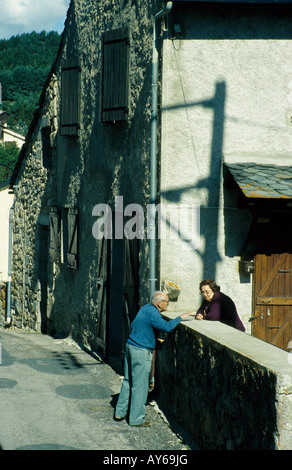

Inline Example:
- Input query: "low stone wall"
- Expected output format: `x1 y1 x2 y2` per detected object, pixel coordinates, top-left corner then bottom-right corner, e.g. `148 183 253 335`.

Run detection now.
155 313 292 450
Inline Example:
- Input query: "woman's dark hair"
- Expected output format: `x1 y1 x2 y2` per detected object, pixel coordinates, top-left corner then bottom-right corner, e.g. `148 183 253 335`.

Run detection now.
199 280 220 293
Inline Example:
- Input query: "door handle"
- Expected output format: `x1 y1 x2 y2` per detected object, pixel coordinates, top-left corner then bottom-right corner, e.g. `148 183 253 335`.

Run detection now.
248 316 257 322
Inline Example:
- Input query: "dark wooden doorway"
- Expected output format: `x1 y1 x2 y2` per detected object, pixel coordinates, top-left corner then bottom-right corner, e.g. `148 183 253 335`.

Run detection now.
95 237 108 355
252 253 292 351
108 234 139 372
38 225 49 333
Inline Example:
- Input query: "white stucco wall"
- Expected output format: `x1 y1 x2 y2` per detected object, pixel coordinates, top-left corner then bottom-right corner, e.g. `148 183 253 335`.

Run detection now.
160 6 292 330
0 187 13 282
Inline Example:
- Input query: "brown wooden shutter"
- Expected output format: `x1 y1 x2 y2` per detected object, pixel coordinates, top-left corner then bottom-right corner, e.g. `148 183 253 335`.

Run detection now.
60 59 81 136
49 207 59 262
67 208 79 269
101 27 129 122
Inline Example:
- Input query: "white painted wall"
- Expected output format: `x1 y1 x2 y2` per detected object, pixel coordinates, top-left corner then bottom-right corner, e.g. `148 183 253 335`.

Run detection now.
160 6 292 330
0 186 13 282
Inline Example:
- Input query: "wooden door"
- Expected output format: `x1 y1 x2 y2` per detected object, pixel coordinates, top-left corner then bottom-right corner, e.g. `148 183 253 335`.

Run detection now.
95 237 108 355
38 225 49 333
252 253 292 351
122 237 139 351
108 234 139 370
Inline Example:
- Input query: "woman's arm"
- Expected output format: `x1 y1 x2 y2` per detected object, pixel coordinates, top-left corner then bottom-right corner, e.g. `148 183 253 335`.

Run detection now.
204 295 221 321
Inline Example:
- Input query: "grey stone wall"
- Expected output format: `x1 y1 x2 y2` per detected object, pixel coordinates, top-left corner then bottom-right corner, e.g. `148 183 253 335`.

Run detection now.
11 91 54 331
45 0 159 345
10 0 161 347
156 314 292 450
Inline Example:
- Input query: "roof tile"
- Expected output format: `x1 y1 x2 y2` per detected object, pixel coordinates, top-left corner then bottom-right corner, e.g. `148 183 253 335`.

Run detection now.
225 163 292 199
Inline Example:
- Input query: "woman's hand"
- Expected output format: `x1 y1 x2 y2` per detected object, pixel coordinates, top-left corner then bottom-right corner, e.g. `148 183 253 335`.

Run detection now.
196 313 204 320
180 312 195 320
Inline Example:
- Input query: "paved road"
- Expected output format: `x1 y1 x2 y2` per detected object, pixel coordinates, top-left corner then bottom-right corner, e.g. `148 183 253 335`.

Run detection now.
0 329 190 452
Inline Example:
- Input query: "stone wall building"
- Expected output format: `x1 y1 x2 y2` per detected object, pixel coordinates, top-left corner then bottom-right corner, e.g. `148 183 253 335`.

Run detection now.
8 0 292 369
9 0 160 367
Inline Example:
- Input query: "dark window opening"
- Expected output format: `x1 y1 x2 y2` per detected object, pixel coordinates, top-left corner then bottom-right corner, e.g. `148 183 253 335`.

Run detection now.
41 126 52 169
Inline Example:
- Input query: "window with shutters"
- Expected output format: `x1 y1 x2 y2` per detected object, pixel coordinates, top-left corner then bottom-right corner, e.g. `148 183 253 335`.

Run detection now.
67 208 79 269
60 58 81 136
49 207 59 262
60 208 68 265
101 27 129 123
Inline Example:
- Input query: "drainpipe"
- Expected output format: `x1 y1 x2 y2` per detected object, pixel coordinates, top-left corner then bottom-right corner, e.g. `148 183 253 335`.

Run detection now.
149 1 173 302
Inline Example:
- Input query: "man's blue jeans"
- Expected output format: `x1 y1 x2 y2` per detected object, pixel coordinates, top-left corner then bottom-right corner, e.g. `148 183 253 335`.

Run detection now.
115 343 153 425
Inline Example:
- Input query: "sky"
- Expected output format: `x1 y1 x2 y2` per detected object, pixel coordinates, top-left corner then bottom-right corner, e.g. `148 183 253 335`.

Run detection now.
0 0 71 40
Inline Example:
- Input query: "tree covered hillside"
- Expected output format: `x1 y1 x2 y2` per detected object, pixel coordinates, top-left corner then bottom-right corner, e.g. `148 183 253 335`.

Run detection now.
0 31 61 135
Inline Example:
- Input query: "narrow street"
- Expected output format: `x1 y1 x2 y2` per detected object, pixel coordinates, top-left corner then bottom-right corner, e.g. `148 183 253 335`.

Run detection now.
0 329 191 452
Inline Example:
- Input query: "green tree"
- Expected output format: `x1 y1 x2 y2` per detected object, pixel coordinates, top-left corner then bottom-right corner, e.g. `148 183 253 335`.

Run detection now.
0 31 61 135
0 141 20 183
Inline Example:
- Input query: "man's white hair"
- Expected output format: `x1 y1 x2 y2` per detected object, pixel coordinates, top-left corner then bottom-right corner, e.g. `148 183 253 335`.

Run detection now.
151 291 167 304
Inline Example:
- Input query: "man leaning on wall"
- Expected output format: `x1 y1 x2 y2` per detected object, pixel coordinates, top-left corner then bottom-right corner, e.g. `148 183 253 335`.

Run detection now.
114 291 195 427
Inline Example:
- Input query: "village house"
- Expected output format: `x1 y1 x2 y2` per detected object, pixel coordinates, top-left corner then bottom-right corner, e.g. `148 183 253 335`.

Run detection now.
0 180 13 323
7 0 292 449
0 86 24 323
0 181 13 282
0 112 25 149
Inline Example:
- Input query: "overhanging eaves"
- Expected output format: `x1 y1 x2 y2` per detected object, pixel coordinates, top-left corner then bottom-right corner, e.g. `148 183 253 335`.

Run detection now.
224 162 292 199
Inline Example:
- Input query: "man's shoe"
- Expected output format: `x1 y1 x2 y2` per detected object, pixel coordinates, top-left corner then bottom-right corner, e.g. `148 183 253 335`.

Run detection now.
130 421 151 427
114 416 125 421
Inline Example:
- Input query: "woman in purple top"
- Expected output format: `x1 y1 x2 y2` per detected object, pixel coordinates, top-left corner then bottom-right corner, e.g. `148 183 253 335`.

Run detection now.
196 280 245 332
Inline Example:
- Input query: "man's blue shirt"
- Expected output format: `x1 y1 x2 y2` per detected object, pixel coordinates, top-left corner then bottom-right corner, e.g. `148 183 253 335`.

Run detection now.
127 303 182 351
